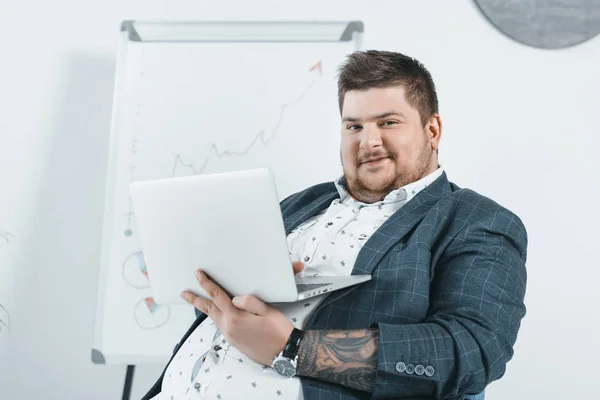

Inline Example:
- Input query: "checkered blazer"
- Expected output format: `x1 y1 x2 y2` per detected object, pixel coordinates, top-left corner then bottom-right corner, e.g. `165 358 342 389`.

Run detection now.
142 172 527 400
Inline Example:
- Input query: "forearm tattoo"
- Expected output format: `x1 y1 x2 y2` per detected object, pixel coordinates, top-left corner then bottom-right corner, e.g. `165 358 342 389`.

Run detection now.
296 329 379 392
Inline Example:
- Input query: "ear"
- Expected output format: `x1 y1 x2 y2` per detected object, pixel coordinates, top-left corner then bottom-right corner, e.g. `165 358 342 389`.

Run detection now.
426 114 442 151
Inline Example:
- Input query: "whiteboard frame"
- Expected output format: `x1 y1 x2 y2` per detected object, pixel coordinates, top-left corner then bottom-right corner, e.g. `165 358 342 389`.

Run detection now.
92 20 364 365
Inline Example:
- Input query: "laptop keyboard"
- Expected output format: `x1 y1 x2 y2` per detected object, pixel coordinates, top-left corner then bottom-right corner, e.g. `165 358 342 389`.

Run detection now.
296 283 332 293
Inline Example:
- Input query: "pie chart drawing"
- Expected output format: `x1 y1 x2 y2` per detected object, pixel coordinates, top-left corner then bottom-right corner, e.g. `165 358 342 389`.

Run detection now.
133 297 171 330
123 251 150 289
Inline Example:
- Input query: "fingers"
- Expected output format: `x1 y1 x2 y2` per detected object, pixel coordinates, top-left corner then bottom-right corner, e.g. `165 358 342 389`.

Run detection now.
292 261 305 275
194 270 239 316
232 295 270 316
181 290 222 321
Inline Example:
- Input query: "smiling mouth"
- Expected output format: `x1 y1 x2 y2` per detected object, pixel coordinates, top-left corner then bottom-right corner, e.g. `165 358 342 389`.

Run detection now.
361 157 389 166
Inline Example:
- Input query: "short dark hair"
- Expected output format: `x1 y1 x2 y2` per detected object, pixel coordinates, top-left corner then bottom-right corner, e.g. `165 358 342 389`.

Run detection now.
337 50 439 126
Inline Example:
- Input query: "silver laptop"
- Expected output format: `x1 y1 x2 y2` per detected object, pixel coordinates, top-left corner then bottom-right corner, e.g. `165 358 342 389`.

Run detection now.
129 168 371 305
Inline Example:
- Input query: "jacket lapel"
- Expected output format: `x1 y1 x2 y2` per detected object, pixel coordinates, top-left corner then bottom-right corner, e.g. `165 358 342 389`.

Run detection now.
352 172 452 275
283 191 340 234
314 172 453 310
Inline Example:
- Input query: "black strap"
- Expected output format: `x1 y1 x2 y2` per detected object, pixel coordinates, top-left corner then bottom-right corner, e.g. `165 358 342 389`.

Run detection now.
282 328 305 359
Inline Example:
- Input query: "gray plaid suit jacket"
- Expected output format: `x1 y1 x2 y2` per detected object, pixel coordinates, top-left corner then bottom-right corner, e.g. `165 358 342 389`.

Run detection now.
142 172 527 400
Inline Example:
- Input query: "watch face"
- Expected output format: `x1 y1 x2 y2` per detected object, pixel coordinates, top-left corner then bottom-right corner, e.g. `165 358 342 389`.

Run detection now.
273 358 296 378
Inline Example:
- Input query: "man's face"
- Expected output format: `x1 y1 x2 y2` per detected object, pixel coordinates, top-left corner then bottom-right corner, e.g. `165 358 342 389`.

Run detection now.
340 85 441 203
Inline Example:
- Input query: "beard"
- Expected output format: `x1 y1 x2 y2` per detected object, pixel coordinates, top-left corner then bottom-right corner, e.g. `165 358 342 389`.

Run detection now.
341 141 434 203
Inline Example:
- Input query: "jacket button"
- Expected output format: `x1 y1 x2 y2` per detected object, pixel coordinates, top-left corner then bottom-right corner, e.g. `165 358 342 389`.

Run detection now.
415 365 425 375
425 366 435 377
405 364 415 374
395 362 406 373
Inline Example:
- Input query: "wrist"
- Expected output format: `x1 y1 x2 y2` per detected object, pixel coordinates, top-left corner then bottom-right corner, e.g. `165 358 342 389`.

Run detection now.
271 328 304 377
278 325 296 356
296 330 317 376
282 328 304 359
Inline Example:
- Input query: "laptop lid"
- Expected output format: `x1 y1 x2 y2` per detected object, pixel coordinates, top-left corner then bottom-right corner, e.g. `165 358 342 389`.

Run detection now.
129 168 300 304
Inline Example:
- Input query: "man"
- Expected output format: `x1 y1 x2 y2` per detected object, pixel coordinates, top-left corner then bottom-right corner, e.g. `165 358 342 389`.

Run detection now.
143 50 527 400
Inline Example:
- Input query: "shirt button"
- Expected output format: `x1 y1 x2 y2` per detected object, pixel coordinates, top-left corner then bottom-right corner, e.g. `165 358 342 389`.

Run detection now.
405 364 415 374
327 222 333 226
395 362 406 373
193 382 201 390
304 256 310 262
415 365 425 375
425 366 435 377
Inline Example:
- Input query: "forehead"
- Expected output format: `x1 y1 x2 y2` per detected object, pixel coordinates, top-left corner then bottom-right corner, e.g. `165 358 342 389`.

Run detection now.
341 86 418 119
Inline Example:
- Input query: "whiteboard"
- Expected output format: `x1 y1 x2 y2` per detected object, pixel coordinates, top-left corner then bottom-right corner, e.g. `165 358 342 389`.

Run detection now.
92 20 363 365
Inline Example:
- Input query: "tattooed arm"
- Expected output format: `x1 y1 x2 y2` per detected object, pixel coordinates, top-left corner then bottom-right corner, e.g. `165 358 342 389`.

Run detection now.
296 329 379 392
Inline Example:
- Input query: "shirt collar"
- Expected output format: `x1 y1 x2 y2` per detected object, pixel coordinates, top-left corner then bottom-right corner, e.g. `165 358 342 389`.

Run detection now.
334 166 445 205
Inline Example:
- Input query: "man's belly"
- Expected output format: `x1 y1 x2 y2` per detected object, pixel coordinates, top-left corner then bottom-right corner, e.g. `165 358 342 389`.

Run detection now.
160 295 329 399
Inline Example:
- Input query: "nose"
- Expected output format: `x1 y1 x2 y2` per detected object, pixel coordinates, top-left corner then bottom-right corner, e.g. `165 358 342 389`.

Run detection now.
359 124 383 150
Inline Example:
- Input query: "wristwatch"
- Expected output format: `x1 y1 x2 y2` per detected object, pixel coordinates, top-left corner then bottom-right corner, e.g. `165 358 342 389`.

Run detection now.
271 328 304 378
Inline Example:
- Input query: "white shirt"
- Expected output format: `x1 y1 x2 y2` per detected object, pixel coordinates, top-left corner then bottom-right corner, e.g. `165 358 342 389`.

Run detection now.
153 167 444 400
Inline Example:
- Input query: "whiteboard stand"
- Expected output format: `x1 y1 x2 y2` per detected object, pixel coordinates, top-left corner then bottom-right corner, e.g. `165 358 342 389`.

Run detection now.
93 19 363 400
122 365 135 400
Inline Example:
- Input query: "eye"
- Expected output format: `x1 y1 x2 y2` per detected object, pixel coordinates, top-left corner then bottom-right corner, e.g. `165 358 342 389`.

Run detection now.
346 125 361 131
381 120 397 126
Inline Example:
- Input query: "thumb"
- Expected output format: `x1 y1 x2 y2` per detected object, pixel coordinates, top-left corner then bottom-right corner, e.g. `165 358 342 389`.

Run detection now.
292 261 305 275
232 295 269 315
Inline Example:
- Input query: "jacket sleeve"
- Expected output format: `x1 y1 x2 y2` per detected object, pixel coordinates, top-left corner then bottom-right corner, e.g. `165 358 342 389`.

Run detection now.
372 210 528 399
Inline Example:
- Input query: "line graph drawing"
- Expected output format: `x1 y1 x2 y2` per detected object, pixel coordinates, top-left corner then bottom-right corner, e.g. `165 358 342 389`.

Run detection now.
171 60 323 177
122 60 324 237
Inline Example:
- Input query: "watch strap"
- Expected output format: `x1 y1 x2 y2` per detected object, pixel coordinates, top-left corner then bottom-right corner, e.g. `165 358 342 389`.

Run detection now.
282 328 304 360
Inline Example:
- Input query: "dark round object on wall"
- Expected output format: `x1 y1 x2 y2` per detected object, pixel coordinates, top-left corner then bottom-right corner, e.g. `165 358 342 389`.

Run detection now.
474 0 600 49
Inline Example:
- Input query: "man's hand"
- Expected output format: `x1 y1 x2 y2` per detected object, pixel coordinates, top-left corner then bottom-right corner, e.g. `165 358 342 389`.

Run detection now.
180 262 305 366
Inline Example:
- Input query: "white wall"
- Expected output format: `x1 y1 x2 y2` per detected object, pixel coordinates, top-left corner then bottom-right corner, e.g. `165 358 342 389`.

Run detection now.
0 1 598 399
